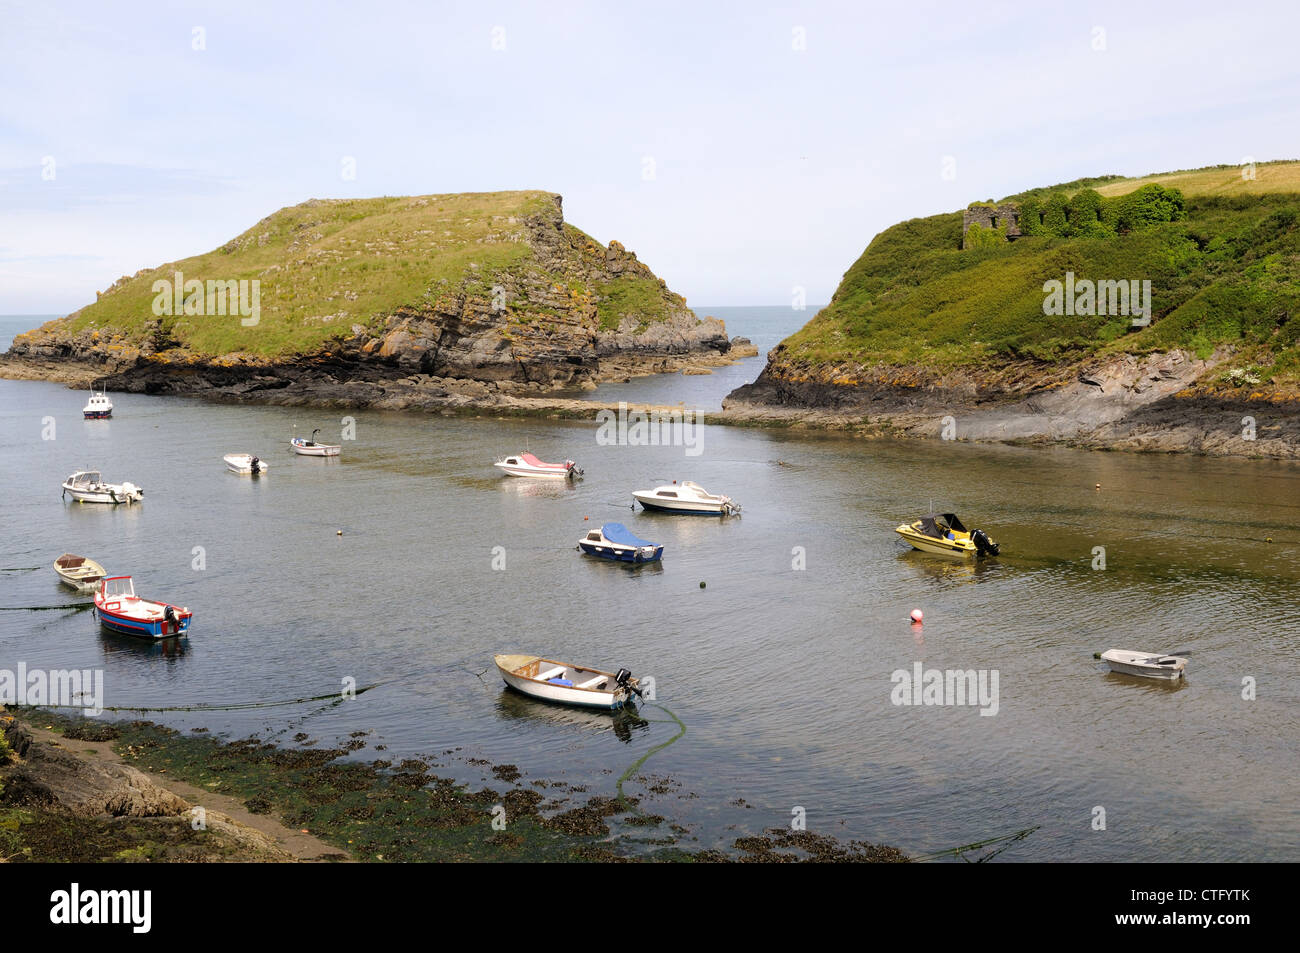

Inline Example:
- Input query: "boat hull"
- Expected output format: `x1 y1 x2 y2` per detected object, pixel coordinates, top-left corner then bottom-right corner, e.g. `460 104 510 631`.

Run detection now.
82 410 112 420
635 496 728 515
95 603 191 639
291 440 340 456
494 463 574 478
895 529 973 556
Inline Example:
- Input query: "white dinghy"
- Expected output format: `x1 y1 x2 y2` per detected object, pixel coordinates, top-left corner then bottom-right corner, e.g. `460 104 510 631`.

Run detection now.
61 470 143 504
224 453 269 475
290 428 341 457
54 554 107 590
1100 649 1188 680
633 481 740 515
494 654 643 710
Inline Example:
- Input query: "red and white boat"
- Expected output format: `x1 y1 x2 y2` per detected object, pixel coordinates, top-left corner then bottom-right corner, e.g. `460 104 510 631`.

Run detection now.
94 576 192 639
493 452 583 479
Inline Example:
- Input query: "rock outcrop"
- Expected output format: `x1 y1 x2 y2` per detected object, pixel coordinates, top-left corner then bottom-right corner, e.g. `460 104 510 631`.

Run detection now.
1 191 734 404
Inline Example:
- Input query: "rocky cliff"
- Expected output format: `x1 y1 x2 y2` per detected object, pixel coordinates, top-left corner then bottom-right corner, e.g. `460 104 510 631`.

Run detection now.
2 191 736 405
724 163 1300 457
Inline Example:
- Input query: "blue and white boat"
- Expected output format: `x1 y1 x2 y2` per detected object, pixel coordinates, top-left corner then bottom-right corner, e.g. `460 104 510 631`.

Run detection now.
83 385 113 419
577 522 663 563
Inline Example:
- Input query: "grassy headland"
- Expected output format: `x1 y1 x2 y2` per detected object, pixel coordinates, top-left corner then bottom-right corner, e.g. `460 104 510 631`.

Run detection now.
773 161 1300 388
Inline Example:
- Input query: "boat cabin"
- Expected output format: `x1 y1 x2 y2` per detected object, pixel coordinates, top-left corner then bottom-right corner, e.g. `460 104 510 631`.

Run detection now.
99 576 136 600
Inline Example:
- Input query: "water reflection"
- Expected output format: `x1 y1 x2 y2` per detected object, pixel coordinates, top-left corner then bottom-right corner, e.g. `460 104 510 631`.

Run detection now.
98 630 190 659
494 687 650 743
897 549 1004 583
1100 670 1189 693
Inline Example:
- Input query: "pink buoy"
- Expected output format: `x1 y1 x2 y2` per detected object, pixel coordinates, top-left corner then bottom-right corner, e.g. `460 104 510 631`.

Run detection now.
910 609 923 623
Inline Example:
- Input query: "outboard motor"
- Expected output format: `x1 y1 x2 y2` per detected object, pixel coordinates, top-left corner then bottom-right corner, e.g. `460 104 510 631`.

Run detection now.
615 668 643 698
164 605 178 633
251 456 261 474
971 529 1000 557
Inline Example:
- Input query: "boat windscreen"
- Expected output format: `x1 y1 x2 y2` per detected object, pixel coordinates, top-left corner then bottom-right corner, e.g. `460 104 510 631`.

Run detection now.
917 516 944 539
102 578 134 598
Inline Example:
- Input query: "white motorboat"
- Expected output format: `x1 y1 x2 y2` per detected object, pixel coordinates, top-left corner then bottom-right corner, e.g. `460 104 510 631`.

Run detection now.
494 452 583 479
1100 649 1188 680
54 554 107 590
83 386 113 419
494 654 642 710
224 453 269 475
290 429 341 456
633 481 740 515
61 470 143 504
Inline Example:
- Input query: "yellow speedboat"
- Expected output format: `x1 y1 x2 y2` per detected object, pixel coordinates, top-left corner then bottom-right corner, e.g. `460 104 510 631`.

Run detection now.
895 513 999 558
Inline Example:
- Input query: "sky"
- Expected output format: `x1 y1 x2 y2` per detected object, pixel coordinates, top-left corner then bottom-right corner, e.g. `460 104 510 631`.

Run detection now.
2 0 1298 314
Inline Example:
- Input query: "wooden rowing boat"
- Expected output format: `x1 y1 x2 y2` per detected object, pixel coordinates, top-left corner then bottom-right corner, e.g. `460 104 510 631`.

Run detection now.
53 553 106 590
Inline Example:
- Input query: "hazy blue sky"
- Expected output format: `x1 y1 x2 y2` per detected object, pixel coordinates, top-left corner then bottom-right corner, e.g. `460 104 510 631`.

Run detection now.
2 0 1297 313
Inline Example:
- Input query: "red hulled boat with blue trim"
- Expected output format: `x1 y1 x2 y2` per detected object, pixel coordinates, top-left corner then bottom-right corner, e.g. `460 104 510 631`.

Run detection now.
94 576 192 639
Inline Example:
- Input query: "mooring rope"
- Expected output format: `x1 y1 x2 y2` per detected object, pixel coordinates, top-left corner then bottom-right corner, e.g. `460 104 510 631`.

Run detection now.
616 702 686 807
19 682 385 713
911 824 1040 863
0 603 94 612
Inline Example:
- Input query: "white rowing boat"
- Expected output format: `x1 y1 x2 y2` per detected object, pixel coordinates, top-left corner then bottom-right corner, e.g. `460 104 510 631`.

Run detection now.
494 654 642 709
1100 649 1188 680
224 453 269 475
54 553 107 590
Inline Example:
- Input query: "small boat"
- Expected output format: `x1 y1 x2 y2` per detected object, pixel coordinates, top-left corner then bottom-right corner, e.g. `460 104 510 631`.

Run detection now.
494 654 642 710
61 470 144 504
83 385 113 419
633 481 740 515
54 553 107 590
895 513 999 557
577 522 663 563
1100 649 1188 680
290 429 341 457
94 576 192 639
224 453 269 475
494 452 583 479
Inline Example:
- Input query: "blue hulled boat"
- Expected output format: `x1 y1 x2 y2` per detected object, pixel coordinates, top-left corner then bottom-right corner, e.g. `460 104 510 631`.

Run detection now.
577 522 664 563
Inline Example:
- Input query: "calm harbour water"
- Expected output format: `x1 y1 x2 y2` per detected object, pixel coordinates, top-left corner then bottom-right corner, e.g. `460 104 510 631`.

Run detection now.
1 311 1297 861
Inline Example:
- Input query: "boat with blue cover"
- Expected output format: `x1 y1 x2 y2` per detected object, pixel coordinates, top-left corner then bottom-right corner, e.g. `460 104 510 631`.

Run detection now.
577 522 663 563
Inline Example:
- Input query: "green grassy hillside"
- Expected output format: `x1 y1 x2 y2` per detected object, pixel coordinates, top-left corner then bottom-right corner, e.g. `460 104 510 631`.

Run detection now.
783 161 1300 386
31 190 681 360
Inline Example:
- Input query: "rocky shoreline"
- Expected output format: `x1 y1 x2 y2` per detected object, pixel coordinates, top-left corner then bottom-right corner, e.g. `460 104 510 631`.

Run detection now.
4 340 1297 458
721 348 1300 459
0 708 907 863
